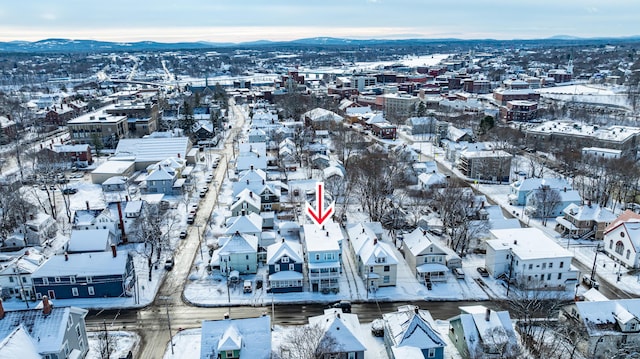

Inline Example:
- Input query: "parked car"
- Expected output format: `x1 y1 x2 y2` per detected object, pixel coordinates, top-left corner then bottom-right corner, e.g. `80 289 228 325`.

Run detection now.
205 175 213 183
330 300 352 313
582 274 600 289
199 190 207 198
164 257 174 270
243 280 253 293
179 230 188 239
187 214 195 224
62 188 78 195
370 319 384 337
453 267 465 279
477 267 490 277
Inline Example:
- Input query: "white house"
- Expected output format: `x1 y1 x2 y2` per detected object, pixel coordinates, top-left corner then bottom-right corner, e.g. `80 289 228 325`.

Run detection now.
347 223 398 290
485 228 579 289
0 249 44 301
603 210 640 268
200 316 271 359
383 305 446 359
230 189 261 217
301 222 343 293
508 177 572 206
308 309 366 359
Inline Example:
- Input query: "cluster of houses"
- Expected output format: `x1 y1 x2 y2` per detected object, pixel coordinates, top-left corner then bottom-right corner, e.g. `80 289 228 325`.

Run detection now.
193 303 521 359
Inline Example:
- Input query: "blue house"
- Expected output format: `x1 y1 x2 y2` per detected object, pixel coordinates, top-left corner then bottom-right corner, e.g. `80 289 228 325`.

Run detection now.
383 305 446 359
31 250 135 300
266 239 304 293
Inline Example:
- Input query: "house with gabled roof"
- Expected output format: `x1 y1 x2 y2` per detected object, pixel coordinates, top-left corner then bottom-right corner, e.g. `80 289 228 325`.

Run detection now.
216 232 258 275
248 128 267 143
448 305 519 359
0 249 44 301
230 189 261 217
308 309 366 359
0 325 41 359
603 210 640 268
200 316 271 359
224 213 263 238
347 223 398 290
508 177 572 206
383 305 446 359
402 228 449 283
144 166 177 194
72 207 120 241
0 300 89 359
556 202 616 240
233 168 282 212
560 298 640 359
266 239 304 293
10 213 57 248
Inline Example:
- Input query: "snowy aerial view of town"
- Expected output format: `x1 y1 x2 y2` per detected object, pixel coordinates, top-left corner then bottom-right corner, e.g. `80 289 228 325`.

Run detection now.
1 1 640 359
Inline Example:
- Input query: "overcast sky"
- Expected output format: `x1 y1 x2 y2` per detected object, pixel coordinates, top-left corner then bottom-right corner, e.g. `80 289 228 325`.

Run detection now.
0 0 638 43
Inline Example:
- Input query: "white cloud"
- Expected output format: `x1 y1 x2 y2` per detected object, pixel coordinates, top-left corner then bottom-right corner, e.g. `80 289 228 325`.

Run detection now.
586 7 598 14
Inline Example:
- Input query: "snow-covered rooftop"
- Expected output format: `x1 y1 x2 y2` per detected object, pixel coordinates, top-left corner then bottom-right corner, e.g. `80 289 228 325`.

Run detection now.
200 316 271 359
488 228 573 260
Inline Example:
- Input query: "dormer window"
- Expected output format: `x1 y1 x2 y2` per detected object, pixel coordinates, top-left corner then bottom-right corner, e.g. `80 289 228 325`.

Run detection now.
281 256 289 263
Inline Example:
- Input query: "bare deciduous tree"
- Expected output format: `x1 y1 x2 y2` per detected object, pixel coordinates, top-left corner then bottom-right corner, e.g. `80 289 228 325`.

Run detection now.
277 323 341 359
530 186 562 226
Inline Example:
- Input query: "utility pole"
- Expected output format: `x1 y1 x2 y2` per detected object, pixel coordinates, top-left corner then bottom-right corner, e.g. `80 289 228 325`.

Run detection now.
14 262 29 308
590 243 601 282
103 320 110 356
506 249 514 297
166 303 174 355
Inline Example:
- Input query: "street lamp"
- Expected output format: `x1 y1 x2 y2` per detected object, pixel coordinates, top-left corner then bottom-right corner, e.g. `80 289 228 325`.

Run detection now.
194 224 204 261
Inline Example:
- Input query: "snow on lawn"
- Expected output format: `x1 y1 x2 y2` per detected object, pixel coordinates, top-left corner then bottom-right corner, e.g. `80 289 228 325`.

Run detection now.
163 328 202 359
86 331 139 359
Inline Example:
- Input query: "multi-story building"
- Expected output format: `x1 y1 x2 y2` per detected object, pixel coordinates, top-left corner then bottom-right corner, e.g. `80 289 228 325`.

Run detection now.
67 109 128 148
104 102 159 136
500 100 538 122
301 222 343 293
485 228 579 289
347 223 398 290
493 88 540 106
458 150 512 183
380 93 420 118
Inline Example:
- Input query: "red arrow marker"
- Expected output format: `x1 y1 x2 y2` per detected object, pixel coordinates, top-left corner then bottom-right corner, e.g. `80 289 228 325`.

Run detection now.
306 182 334 226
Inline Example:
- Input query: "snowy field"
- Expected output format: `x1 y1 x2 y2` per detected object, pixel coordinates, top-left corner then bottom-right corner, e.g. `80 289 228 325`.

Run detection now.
86 331 139 359
536 84 630 109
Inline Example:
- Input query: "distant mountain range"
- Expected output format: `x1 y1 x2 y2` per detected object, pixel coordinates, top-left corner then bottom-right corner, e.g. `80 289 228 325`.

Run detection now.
0 36 639 53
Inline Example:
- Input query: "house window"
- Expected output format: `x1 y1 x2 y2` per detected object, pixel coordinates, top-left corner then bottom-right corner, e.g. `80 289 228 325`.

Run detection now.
281 256 289 263
610 240 614 249
275 265 280 272
72 288 79 297
21 277 26 283
76 324 81 337
43 278 49 285
70 276 76 284
547 273 551 280
558 273 562 280
245 255 249 260
348 353 356 359
289 264 295 271
428 348 436 358
383 276 390 283
315 254 320 261
87 276 93 283
88 287 95 296
384 266 390 272
528 264 533 270
246 265 250 271
559 262 564 268
549 262 553 269
55 277 61 283
616 241 624 255
370 267 374 273
542 263 546 269
627 250 631 260
8 277 13 283
226 350 234 358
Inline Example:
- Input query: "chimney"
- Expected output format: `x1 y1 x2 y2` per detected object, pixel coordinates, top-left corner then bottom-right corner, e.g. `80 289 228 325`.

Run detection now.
0 299 4 319
564 187 567 192
422 230 426 235
514 239 518 245
373 238 378 245
262 179 265 185
111 244 117 258
42 296 51 315
485 308 491 321
116 202 127 243
125 195 129 201
224 312 230 320
64 252 68 261
414 306 419 314
85 201 90 210
326 231 329 237
177 153 180 158
249 191 253 198
362 228 365 233
250 165 254 171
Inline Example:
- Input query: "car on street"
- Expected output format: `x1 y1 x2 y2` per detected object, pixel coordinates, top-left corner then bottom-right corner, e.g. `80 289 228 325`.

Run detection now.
187 214 196 224
62 188 78 195
582 274 600 289
164 257 174 270
477 267 490 277
199 190 207 198
179 230 188 239
330 300 352 313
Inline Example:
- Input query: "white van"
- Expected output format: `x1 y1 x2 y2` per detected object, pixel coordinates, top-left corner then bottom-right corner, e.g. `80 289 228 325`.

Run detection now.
243 280 253 293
